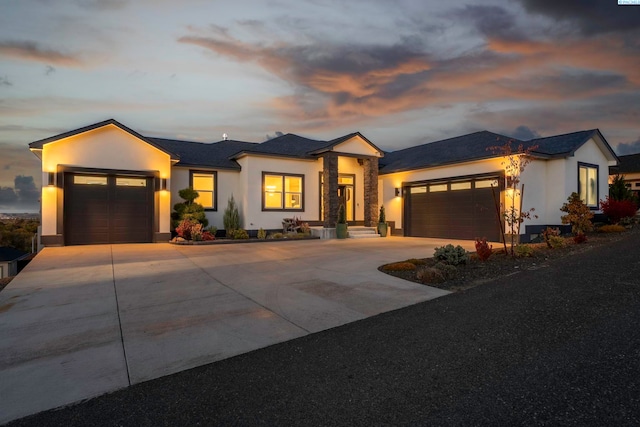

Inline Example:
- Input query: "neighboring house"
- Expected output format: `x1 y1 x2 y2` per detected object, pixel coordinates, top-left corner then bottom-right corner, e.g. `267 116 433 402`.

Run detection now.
0 246 29 279
609 153 640 198
29 119 617 246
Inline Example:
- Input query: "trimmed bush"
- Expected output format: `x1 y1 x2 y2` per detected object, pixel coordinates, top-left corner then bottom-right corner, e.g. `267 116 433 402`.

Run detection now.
598 224 626 233
475 238 493 261
382 262 417 272
434 244 469 266
514 244 534 257
223 195 241 235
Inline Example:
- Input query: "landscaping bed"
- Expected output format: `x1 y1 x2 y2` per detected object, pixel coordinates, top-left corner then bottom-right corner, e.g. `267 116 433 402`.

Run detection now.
380 227 638 292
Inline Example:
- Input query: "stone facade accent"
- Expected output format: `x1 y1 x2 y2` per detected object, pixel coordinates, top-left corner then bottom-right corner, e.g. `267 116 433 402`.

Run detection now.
363 157 379 227
322 152 339 227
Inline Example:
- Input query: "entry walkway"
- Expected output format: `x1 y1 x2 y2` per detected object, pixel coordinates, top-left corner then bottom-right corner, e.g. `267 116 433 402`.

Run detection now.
0 237 474 423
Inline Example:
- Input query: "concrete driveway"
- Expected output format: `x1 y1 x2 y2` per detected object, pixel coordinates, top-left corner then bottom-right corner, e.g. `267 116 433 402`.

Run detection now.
0 237 475 423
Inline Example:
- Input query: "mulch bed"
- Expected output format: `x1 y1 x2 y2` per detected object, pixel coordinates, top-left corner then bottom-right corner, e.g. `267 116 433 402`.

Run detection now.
380 228 638 292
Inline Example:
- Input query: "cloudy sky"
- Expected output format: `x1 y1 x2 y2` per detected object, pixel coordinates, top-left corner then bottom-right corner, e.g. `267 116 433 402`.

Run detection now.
1 0 639 210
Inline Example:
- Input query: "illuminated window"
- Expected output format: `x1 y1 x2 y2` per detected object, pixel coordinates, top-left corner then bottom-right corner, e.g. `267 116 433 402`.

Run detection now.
263 173 304 210
190 171 216 210
451 182 471 191
116 177 146 187
73 175 107 185
429 183 447 192
410 186 427 194
475 179 499 189
578 163 598 208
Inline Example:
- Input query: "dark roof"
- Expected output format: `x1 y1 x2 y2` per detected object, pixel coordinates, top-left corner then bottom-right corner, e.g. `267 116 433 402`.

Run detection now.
379 128 616 175
611 153 640 174
527 129 599 157
28 119 180 160
0 246 28 262
230 133 330 159
231 132 384 159
150 138 257 170
379 131 515 174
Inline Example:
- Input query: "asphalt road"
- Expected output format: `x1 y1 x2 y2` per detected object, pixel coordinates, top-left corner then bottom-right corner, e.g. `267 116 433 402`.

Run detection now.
8 233 640 426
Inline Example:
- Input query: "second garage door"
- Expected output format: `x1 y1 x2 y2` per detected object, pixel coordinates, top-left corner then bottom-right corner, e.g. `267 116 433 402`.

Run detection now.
406 175 503 241
64 173 154 245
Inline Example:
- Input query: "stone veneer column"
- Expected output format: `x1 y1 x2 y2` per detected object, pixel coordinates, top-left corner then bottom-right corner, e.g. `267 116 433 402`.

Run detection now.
322 152 339 228
363 157 379 227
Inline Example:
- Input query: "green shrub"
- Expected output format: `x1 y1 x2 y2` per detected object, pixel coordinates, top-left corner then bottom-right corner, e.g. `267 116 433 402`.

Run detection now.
231 228 249 240
416 266 445 284
257 228 267 239
548 235 566 248
598 224 626 233
434 244 469 266
434 262 457 280
268 232 284 239
382 262 417 271
514 244 534 257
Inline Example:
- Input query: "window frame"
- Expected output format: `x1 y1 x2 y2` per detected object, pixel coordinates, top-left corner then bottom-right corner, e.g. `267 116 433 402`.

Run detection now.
577 162 599 209
262 172 305 212
189 170 217 211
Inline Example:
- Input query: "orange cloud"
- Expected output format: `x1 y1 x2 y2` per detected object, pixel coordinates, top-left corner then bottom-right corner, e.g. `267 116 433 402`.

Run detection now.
0 40 83 67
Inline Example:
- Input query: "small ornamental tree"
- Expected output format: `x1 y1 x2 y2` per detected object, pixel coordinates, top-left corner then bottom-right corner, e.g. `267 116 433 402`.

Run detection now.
609 174 635 202
488 140 538 256
560 192 593 242
171 187 208 229
223 194 240 236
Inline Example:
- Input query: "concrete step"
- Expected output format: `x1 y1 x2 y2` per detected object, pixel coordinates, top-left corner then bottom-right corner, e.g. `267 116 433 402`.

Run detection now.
348 227 380 238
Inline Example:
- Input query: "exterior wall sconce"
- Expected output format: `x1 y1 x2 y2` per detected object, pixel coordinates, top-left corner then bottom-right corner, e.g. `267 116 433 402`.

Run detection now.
47 172 55 186
395 187 401 197
506 176 515 188
156 177 168 191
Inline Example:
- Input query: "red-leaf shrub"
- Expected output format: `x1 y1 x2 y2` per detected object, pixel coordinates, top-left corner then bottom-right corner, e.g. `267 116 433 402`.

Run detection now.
475 238 493 261
600 197 638 224
573 232 587 244
201 231 215 241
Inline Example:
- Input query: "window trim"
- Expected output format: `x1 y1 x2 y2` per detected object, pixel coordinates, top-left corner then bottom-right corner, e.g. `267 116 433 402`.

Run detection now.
262 171 305 212
577 162 599 209
189 170 217 211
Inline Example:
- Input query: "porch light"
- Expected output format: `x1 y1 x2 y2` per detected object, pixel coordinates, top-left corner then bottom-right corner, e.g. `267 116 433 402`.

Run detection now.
160 178 168 191
47 172 55 186
395 187 401 197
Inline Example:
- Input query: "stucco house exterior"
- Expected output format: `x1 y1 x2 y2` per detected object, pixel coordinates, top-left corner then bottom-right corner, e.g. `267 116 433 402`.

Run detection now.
29 119 617 246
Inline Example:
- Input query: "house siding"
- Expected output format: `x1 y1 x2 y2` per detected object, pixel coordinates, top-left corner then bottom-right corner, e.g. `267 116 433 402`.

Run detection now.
40 124 172 239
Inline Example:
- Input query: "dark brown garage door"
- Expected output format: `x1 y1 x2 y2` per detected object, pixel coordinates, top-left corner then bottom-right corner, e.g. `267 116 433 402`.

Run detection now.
406 175 502 241
64 173 153 245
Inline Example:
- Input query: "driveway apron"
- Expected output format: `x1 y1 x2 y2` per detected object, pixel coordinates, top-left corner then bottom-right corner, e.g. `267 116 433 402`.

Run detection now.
0 237 473 423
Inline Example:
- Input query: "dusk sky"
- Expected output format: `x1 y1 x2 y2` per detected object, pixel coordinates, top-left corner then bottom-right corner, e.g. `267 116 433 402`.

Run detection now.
1 0 639 211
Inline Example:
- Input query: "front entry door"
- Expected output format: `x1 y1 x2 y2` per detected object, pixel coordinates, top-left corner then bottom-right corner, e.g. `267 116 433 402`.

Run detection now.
338 183 354 222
